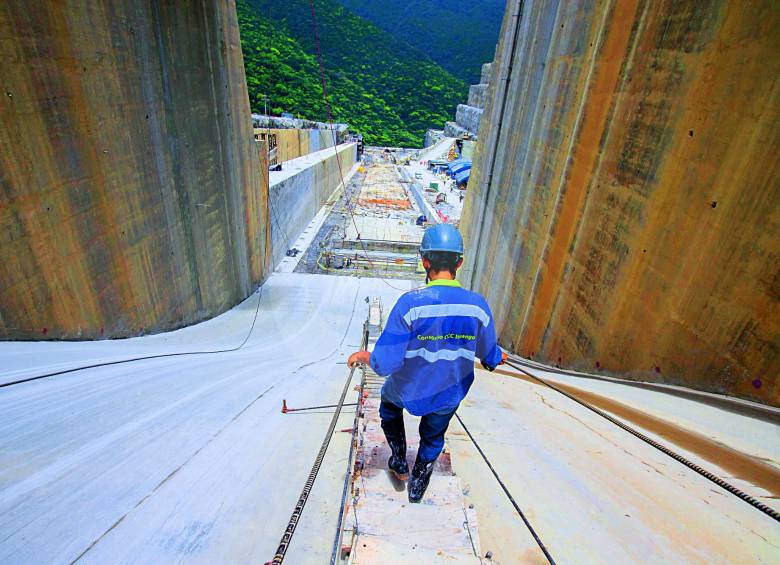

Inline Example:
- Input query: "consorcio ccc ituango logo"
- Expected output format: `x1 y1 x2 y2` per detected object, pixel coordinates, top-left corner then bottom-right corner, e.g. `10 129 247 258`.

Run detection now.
416 333 476 341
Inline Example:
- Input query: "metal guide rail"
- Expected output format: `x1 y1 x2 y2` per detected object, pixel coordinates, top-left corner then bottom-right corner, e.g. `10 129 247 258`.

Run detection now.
331 300 383 562
268 319 369 564
336 298 483 564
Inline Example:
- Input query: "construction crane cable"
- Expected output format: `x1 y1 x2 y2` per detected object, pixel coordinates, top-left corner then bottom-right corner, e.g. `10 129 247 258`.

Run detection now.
504 357 780 523
306 0 418 293
269 323 369 564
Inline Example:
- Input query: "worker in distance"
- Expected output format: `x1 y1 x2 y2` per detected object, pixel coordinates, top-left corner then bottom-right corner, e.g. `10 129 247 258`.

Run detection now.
349 224 507 503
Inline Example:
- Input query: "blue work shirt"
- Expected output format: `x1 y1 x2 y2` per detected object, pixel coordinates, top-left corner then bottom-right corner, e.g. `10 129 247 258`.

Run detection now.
370 279 503 416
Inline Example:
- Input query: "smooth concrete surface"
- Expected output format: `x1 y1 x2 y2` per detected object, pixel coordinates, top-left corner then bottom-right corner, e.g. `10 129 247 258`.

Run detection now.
0 1 268 340
460 0 780 405
449 365 780 564
268 143 357 269
0 273 412 564
1 272 777 563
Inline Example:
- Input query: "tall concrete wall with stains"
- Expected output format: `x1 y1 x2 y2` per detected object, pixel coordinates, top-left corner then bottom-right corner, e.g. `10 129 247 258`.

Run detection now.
461 0 779 405
0 1 270 340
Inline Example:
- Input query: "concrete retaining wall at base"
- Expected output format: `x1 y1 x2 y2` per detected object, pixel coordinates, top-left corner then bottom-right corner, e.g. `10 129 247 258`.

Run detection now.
268 143 357 269
443 121 471 139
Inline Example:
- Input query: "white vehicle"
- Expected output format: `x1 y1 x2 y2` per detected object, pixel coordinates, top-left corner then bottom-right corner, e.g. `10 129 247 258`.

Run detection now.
414 172 423 180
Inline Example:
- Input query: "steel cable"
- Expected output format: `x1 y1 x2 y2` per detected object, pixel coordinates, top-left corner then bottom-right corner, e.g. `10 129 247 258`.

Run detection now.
306 0 419 293
455 412 557 564
329 366 364 565
504 358 780 523
269 323 369 564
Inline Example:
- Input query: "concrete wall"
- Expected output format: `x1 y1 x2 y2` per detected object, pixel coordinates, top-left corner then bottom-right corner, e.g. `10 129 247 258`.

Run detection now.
449 62 492 138
409 184 439 225
255 128 339 163
480 63 493 85
0 1 270 339
455 104 484 134
468 84 488 109
443 121 471 139
268 143 357 268
461 0 779 405
460 140 477 161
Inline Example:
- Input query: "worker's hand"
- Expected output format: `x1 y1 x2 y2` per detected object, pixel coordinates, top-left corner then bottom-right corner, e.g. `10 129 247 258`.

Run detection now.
500 351 508 365
348 350 371 368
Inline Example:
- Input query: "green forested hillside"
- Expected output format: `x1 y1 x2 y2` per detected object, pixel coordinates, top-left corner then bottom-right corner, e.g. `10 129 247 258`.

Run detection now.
335 0 505 85
237 0 467 147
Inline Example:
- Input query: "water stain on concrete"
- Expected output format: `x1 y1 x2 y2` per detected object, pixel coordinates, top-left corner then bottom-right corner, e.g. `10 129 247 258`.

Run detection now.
492 367 780 497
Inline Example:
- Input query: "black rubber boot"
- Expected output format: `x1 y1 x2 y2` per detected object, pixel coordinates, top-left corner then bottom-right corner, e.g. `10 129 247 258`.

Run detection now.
380 402 409 481
408 456 436 503
387 437 409 481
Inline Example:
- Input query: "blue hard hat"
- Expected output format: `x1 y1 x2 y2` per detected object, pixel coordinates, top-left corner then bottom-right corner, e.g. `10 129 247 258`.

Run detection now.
420 224 464 255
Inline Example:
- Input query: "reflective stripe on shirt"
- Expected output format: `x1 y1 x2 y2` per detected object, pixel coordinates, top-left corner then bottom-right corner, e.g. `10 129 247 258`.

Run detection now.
404 348 476 363
402 303 491 327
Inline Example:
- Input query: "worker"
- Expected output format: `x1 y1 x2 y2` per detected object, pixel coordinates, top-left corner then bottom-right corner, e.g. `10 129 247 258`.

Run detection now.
348 224 506 503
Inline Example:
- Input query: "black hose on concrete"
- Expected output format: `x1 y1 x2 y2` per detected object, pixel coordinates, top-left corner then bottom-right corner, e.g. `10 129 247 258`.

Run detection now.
504 358 780 523
0 286 266 389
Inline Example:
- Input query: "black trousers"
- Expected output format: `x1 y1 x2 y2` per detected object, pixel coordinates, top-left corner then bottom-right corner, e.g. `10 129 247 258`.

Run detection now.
379 399 457 463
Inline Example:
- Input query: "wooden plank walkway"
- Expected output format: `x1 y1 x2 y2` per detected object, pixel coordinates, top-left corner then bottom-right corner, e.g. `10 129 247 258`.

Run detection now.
341 299 482 563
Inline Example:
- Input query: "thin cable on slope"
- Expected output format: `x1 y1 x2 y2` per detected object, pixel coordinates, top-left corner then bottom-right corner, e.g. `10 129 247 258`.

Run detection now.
0 287 265 389
455 412 557 564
